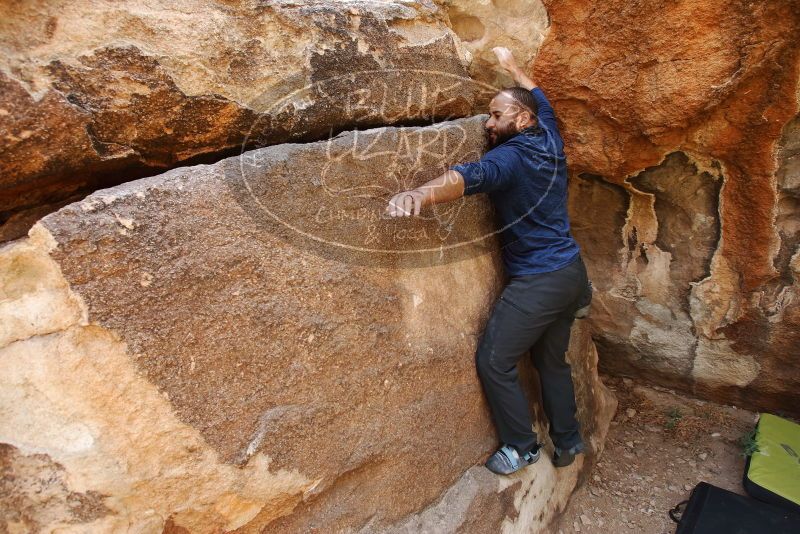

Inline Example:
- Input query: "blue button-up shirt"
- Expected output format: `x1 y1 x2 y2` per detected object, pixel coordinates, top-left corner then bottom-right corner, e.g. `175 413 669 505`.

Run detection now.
450 88 580 276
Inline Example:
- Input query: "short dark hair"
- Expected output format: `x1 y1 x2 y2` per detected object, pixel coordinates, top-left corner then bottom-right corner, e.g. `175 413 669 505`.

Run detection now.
499 87 538 118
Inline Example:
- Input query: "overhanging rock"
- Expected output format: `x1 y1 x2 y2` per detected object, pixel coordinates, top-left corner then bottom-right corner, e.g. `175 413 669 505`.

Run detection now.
0 117 615 532
535 0 800 417
0 0 492 242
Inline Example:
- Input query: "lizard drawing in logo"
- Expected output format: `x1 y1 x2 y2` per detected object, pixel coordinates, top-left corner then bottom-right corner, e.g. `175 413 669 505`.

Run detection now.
318 121 481 243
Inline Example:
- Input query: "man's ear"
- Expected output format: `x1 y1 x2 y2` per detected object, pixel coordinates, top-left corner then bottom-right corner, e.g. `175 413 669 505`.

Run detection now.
515 111 531 130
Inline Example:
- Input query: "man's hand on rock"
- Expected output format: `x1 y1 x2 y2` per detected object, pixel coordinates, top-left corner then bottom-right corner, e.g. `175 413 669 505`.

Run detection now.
384 170 464 217
493 46 519 73
386 190 425 217
492 46 537 91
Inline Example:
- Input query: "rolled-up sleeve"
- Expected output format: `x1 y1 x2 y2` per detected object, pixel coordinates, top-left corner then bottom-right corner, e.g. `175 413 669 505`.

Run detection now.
450 150 512 195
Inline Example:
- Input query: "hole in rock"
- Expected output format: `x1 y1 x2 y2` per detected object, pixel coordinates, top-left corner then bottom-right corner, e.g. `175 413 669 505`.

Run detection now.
450 14 486 42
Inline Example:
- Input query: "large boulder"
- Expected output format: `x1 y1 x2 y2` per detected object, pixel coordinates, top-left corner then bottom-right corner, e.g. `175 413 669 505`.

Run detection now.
0 117 615 533
0 0 490 242
5 0 799 419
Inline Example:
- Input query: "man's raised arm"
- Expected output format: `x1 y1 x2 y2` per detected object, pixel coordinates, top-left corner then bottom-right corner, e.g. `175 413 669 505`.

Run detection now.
493 47 558 133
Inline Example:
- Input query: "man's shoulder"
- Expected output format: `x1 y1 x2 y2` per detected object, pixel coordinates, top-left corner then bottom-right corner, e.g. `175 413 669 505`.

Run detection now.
495 134 542 157
511 127 565 157
482 143 519 163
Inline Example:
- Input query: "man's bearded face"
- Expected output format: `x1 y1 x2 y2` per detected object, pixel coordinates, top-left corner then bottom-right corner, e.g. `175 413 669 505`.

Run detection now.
485 119 520 149
484 93 529 149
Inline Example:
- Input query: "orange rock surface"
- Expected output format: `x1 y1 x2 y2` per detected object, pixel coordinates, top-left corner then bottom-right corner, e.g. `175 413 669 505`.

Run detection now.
532 0 800 414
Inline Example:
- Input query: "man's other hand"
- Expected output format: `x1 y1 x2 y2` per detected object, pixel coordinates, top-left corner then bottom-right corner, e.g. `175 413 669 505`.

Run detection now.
386 190 425 217
384 170 464 217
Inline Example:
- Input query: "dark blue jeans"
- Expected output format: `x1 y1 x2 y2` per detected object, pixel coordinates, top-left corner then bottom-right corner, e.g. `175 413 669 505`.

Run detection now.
476 254 590 455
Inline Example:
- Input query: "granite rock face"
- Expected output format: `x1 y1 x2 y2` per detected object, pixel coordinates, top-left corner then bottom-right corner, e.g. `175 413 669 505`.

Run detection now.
0 0 490 241
0 117 615 533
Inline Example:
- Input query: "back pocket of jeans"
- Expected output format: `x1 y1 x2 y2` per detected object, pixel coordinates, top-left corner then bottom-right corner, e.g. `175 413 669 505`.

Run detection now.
499 295 536 317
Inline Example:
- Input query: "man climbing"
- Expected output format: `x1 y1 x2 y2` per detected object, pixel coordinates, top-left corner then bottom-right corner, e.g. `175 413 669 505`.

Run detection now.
386 47 591 475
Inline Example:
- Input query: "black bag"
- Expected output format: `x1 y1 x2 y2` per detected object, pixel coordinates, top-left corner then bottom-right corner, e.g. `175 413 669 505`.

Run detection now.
670 482 800 533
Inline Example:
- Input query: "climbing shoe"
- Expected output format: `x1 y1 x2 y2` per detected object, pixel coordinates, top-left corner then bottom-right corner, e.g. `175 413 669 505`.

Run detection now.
553 442 585 468
485 444 540 475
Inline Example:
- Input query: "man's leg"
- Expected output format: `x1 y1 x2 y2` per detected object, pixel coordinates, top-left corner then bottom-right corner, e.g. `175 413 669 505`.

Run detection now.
476 295 550 455
530 312 582 451
475 265 581 455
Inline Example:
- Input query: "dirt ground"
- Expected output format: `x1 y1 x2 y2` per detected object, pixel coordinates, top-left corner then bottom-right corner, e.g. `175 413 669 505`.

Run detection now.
552 376 757 534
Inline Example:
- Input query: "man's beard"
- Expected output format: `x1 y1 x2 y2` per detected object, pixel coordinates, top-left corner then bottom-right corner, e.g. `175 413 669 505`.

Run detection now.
485 124 520 149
